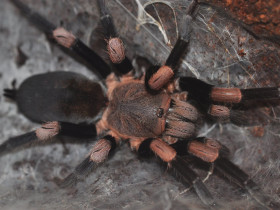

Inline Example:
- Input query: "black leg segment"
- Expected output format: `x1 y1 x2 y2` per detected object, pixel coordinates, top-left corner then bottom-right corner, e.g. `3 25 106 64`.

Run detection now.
146 14 194 91
97 0 133 75
59 122 97 138
179 77 280 111
0 131 37 155
0 121 98 156
135 138 218 208
215 157 279 209
11 0 56 35
0 121 59 156
11 0 112 79
60 135 117 188
171 156 218 208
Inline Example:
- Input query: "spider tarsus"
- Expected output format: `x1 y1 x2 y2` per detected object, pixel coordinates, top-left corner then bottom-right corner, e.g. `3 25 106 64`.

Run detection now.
187 0 199 17
138 139 218 208
215 157 279 209
171 156 218 208
0 131 37 155
60 156 96 188
147 3 196 91
59 173 79 188
10 0 56 34
60 136 117 188
180 15 193 42
97 0 117 38
192 179 219 208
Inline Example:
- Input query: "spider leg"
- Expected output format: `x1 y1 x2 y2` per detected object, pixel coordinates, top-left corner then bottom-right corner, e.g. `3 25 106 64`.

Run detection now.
10 0 111 79
60 135 117 188
172 137 279 209
179 77 280 107
215 157 280 209
0 121 97 156
97 0 133 75
131 138 218 208
208 104 272 126
145 15 192 92
145 0 199 92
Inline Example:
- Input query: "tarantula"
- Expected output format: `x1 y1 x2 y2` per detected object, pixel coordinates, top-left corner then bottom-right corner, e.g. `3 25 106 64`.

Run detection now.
1 0 280 209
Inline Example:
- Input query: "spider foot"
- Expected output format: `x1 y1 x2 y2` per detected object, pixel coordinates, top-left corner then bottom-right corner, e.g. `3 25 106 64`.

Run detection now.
134 138 219 208
59 173 79 188
60 136 117 188
11 0 111 79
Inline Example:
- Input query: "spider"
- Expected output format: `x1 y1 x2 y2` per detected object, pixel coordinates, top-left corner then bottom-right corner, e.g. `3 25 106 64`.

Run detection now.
1 0 280 209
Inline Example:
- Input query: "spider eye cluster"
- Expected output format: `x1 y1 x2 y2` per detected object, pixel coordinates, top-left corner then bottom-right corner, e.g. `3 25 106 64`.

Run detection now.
156 108 164 118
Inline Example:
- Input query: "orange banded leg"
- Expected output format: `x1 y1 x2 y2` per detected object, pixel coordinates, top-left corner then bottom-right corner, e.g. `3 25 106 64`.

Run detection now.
208 105 271 126
172 138 278 209
11 0 111 79
145 15 193 92
179 77 280 105
0 121 97 156
145 0 199 92
60 135 117 188
132 138 218 208
210 87 280 103
97 0 133 75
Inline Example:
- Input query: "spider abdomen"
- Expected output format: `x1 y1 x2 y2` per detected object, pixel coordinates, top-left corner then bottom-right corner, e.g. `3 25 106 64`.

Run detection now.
15 71 107 123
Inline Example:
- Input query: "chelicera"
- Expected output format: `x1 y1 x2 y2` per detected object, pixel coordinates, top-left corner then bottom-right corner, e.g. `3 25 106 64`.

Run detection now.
2 0 280 209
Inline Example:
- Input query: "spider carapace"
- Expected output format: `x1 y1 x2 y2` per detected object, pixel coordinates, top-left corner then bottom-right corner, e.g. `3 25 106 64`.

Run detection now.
2 0 280 209
106 80 197 139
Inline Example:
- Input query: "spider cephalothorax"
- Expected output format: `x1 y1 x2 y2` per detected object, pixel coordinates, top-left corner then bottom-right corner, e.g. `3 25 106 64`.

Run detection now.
104 79 197 140
2 0 280 209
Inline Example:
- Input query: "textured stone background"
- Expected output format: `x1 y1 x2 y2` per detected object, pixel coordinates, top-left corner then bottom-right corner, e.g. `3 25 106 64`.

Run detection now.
0 0 280 209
